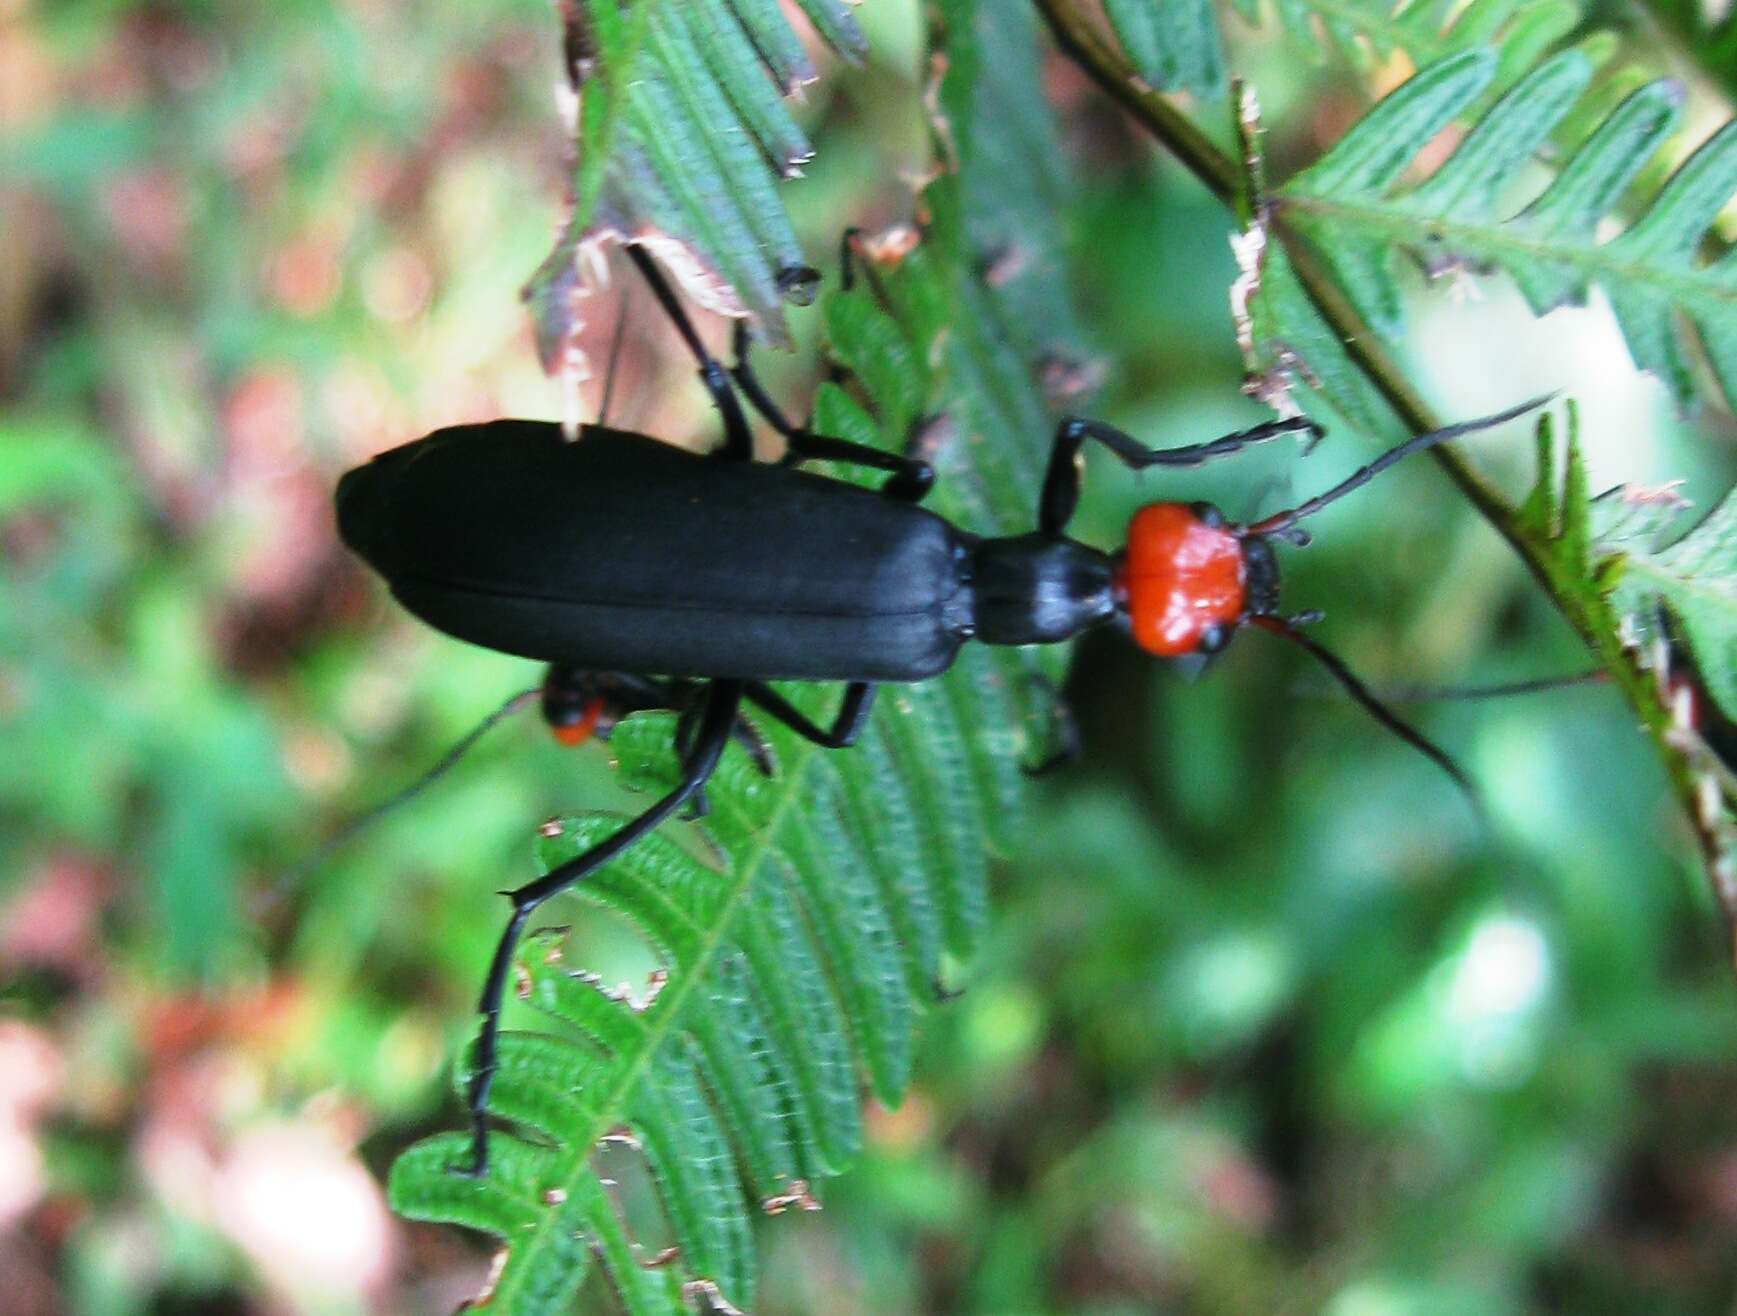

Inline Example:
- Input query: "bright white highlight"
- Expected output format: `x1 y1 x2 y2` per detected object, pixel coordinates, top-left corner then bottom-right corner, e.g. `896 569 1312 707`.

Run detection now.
1442 913 1552 1088
1447 915 1550 1024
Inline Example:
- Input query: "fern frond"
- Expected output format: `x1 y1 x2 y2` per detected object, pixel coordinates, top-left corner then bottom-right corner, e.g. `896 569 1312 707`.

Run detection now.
1512 406 1737 928
1235 0 1580 88
524 0 866 372
934 1 1094 367
388 210 1057 1314
1276 47 1737 410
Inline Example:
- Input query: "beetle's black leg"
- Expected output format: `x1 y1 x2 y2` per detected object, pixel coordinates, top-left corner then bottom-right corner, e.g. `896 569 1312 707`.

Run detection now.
729 320 798 434
727 322 935 501
672 700 716 820
1039 414 1323 534
597 273 632 428
834 226 900 298
745 681 877 749
836 225 905 304
624 244 754 462
548 667 773 779
786 431 935 502
730 716 777 777
662 676 774 775
463 679 746 1177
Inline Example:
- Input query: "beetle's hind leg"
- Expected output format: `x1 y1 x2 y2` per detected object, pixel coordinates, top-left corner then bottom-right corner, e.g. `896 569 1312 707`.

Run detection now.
463 679 746 1178
728 320 798 438
672 694 776 819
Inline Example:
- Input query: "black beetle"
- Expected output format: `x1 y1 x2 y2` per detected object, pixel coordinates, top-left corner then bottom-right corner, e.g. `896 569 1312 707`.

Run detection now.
335 244 1541 1174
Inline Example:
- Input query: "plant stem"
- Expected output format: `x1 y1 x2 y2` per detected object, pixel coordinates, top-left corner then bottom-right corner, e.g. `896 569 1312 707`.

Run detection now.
1033 0 1241 206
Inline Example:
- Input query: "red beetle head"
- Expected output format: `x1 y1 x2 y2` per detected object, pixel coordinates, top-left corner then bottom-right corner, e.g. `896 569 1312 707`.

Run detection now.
1115 501 1282 658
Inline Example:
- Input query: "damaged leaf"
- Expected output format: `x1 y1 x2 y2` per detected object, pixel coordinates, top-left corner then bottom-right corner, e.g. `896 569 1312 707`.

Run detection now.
524 0 869 385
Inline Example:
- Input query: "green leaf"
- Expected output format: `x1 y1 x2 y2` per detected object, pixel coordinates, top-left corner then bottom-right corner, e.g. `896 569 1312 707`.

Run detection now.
1101 0 1224 100
1276 48 1737 410
388 196 1061 1314
523 0 867 370
1507 405 1737 901
1601 488 1737 719
932 0 1094 377
1236 0 1579 86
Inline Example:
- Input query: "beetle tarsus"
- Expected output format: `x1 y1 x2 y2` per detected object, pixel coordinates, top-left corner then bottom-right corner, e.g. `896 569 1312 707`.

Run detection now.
839 227 863 290
933 976 966 1004
730 716 778 777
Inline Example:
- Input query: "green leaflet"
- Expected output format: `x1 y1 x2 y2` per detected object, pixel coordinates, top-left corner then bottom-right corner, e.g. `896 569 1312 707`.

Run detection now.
1102 0 1225 100
1277 48 1737 410
1514 403 1596 575
388 209 1062 1314
523 0 866 369
1243 237 1393 435
1233 0 1578 86
1600 487 1737 720
1511 405 1737 877
933 0 1093 368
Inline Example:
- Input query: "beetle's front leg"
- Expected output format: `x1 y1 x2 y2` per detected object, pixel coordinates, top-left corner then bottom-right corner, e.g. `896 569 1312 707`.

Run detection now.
462 679 745 1178
1038 414 1323 535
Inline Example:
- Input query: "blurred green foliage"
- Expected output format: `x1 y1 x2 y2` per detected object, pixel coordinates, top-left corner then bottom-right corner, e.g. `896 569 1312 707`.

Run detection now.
4 1 1737 1313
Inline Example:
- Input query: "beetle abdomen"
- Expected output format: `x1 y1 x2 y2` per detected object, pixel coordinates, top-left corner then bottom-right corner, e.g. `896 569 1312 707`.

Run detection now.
337 420 976 681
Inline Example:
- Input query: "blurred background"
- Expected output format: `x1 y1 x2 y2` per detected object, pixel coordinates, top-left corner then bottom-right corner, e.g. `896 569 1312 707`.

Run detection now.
5 1 1737 1312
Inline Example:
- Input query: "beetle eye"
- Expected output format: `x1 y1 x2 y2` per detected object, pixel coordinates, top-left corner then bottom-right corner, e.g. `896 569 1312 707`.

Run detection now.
1198 624 1229 654
1189 500 1225 529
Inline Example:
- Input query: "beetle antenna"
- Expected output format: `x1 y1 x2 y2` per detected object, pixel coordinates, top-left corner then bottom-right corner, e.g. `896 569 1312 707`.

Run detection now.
1252 614 1483 816
281 686 541 894
1378 668 1607 703
1246 394 1553 538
